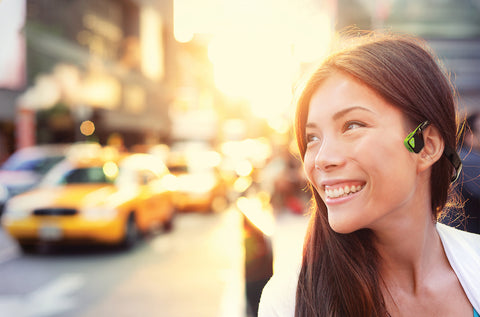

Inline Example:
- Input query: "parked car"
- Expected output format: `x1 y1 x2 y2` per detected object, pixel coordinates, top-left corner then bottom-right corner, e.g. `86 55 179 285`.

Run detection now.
2 150 176 252
0 144 71 216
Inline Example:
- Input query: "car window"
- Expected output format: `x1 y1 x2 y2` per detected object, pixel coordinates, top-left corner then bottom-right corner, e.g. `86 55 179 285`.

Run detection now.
33 156 65 174
2 154 64 173
2 155 64 173
2 158 43 171
59 167 114 184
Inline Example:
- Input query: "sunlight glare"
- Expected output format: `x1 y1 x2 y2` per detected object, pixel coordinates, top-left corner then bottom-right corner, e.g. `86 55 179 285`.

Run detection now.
236 196 275 236
174 0 220 43
176 0 333 121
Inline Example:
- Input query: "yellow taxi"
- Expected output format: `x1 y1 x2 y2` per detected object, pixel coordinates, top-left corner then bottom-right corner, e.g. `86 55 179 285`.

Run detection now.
2 149 176 252
166 146 227 213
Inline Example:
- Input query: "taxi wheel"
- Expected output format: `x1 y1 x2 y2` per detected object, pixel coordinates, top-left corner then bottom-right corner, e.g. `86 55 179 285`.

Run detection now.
163 212 175 232
19 243 36 254
122 213 139 249
163 204 176 232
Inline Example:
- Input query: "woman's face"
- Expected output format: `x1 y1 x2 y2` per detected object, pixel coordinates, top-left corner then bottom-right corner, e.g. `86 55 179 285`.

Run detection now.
304 72 420 234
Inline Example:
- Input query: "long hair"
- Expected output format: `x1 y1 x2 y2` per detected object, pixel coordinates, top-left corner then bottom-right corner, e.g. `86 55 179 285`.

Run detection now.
294 33 459 316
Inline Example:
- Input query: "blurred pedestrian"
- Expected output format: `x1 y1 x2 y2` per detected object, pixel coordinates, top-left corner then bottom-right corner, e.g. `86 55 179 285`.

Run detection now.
0 132 9 164
244 215 273 317
444 112 480 233
259 32 480 317
466 112 480 151
260 144 309 215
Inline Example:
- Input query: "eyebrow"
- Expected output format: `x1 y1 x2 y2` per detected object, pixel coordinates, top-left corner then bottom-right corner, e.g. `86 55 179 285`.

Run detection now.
306 106 375 129
332 106 375 121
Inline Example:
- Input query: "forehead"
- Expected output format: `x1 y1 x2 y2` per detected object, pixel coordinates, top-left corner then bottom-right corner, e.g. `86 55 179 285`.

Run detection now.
307 73 400 123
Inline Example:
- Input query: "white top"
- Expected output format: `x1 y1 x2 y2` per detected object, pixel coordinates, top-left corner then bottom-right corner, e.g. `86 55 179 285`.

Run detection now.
258 223 480 316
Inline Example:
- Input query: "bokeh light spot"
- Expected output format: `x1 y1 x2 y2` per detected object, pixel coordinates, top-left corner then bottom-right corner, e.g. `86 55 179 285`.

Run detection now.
80 120 95 136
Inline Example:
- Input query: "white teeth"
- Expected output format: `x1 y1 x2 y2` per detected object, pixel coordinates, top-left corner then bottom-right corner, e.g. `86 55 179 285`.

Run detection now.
325 184 364 198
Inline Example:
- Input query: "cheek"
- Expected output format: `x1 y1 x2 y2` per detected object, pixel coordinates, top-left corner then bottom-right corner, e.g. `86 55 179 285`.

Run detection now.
354 135 416 191
352 131 407 165
303 151 317 184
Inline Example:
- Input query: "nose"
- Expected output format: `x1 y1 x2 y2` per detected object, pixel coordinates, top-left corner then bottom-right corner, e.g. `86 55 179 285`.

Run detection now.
314 138 346 172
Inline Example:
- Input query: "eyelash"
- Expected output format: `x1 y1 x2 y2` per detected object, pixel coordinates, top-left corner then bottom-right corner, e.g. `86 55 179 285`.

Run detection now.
306 121 366 144
306 134 319 144
343 120 365 131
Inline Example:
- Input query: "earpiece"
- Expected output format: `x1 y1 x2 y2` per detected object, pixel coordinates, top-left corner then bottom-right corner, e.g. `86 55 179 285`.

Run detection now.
404 121 430 153
404 120 463 183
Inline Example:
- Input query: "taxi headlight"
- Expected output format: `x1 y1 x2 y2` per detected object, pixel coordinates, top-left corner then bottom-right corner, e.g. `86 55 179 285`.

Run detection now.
82 206 118 221
2 200 30 222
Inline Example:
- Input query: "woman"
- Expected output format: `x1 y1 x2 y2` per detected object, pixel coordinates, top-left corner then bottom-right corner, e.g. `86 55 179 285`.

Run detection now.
258 33 480 316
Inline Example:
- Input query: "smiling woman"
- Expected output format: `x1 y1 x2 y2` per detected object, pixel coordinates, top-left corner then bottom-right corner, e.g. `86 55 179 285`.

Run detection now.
258 32 480 317
303 73 419 234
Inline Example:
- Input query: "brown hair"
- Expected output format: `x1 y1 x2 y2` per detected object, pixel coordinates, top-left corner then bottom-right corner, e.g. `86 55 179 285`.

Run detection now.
294 33 458 316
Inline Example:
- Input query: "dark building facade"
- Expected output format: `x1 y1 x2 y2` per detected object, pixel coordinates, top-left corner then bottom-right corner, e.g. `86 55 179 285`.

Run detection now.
5 0 177 151
335 0 480 115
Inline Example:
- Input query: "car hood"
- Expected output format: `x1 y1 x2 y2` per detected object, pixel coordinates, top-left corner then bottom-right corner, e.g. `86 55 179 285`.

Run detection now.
11 184 121 210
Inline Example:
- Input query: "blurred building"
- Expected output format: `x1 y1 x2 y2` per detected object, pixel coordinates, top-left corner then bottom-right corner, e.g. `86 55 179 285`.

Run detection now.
1 0 178 152
0 0 25 161
336 0 480 115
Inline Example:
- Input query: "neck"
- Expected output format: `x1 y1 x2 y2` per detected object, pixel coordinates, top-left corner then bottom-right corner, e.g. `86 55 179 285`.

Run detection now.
375 212 444 294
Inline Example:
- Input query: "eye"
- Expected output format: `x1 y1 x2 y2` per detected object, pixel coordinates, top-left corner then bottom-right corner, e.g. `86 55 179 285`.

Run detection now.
306 133 320 144
344 121 365 131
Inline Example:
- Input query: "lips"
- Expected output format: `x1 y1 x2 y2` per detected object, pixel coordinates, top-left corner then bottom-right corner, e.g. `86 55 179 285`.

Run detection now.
324 182 365 199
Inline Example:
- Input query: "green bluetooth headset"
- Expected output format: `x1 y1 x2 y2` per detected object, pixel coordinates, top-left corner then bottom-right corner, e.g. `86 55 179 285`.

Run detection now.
404 121 462 183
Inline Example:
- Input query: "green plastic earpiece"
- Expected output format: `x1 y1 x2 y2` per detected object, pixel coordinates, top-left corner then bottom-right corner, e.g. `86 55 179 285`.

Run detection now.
404 121 429 153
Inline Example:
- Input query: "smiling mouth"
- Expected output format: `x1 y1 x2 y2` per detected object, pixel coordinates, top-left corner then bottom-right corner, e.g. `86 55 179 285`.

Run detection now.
325 184 365 199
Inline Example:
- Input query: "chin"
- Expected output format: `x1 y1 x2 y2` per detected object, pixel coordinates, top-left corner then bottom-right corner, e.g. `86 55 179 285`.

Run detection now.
328 217 360 234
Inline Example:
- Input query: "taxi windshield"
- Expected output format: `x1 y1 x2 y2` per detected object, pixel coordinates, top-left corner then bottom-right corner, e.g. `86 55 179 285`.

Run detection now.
57 167 115 185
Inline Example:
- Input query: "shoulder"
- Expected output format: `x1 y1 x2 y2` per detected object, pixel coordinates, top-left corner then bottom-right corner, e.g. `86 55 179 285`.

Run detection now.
436 222 480 311
437 222 480 254
258 267 300 317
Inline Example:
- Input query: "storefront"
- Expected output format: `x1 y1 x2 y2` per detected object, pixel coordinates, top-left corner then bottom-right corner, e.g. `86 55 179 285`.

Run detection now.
13 0 176 150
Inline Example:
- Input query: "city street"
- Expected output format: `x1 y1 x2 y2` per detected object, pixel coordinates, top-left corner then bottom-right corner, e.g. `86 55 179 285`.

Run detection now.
0 204 310 317
2 0 479 316
0 209 246 317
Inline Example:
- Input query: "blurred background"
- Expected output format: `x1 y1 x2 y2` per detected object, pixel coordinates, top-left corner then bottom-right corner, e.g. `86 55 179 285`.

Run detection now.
0 0 479 316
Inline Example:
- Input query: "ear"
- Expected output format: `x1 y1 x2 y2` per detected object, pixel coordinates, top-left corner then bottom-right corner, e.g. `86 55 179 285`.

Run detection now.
417 125 444 173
